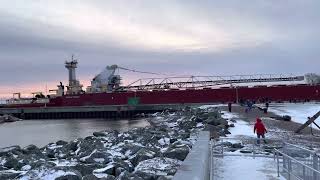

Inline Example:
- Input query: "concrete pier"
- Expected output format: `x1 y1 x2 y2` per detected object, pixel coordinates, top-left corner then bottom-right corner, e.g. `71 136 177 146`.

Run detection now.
0 104 188 119
173 131 210 180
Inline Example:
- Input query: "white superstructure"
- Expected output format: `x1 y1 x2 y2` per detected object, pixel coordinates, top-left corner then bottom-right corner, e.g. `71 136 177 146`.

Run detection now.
87 65 121 93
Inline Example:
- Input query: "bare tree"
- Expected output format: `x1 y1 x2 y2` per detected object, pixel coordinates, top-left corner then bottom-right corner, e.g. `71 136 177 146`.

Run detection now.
305 73 320 85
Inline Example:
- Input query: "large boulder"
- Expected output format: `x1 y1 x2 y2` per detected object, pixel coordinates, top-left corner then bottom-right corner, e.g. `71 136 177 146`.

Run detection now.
135 157 181 176
93 131 108 137
0 170 21 179
134 170 157 180
56 140 68 146
130 148 156 166
0 146 21 157
19 166 82 180
23 144 44 157
80 150 112 164
117 171 143 180
113 159 134 172
75 139 105 159
163 143 190 161
73 164 104 177
83 174 115 180
119 143 144 157
3 156 19 169
205 117 221 126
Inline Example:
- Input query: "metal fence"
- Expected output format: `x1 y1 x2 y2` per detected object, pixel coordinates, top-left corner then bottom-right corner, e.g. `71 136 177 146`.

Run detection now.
274 143 320 180
211 137 281 158
210 137 320 180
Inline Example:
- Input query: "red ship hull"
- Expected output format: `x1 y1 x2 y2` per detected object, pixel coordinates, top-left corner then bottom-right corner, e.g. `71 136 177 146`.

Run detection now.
46 84 320 107
2 84 319 109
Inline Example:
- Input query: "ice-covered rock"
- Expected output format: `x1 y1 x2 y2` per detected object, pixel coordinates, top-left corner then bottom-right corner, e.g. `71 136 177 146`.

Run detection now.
19 167 82 180
93 164 115 175
129 148 156 166
163 145 189 161
135 157 181 176
0 169 24 179
0 107 220 179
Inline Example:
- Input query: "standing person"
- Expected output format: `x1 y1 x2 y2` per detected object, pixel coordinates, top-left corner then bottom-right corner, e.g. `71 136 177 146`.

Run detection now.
264 102 269 114
254 117 267 144
245 100 253 113
228 102 232 112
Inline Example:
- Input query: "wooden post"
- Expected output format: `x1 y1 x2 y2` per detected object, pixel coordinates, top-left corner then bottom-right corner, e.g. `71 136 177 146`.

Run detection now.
295 111 320 133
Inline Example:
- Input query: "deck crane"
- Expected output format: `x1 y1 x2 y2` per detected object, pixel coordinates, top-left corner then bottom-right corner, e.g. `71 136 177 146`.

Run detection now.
87 64 306 92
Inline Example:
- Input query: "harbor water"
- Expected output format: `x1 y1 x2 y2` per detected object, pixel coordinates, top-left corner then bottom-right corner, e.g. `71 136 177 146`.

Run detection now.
0 118 149 148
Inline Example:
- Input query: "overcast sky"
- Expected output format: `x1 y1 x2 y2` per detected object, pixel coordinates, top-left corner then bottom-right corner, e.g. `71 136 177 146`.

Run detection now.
0 0 319 97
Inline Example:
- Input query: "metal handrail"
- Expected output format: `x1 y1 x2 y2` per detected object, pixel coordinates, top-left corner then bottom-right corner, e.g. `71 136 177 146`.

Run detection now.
274 148 320 180
284 142 320 156
274 149 320 174
211 137 320 179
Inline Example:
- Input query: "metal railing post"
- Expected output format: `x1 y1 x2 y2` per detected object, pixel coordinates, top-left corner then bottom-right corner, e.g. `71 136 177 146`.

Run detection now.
303 166 306 180
313 154 318 180
283 154 287 169
277 152 280 177
210 140 213 180
253 143 255 159
221 139 224 156
288 158 291 180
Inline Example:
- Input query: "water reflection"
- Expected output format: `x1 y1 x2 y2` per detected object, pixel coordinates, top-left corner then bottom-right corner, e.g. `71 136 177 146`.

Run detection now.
0 118 149 148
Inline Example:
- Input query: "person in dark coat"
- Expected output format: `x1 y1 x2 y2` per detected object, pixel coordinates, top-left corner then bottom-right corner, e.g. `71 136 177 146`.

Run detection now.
264 102 269 114
254 117 267 144
228 102 232 112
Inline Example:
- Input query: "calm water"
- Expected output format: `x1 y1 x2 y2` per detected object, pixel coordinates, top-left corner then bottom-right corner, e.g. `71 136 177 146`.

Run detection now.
0 118 149 148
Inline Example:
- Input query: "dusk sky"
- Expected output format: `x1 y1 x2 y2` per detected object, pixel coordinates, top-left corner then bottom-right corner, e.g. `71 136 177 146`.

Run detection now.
0 0 319 97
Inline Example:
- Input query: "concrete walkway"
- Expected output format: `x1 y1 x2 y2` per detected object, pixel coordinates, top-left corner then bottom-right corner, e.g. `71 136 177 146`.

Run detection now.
212 155 285 180
210 108 286 180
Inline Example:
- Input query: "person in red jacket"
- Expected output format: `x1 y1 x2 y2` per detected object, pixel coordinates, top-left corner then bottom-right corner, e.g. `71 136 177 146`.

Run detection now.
254 117 267 144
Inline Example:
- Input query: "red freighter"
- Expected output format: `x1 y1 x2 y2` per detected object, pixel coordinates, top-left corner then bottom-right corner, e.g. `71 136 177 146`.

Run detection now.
0 57 319 119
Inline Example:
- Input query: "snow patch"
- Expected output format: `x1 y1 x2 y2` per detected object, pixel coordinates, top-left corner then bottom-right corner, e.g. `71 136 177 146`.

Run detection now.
20 169 76 180
135 157 181 175
93 158 105 163
50 159 78 167
93 164 114 173
158 138 170 146
21 165 31 171
199 104 227 109
196 123 204 128
94 173 112 178
46 144 63 150
80 149 97 162
228 120 255 138
221 111 239 119
269 103 320 124
165 122 178 128
0 158 6 165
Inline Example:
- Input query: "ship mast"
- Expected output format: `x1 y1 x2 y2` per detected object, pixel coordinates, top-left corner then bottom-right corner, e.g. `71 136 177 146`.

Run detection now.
65 55 83 95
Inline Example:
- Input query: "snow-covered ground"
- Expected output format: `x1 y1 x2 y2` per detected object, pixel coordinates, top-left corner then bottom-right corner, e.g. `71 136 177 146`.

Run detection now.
221 111 255 138
212 156 285 180
269 103 320 124
199 104 227 109
212 111 285 179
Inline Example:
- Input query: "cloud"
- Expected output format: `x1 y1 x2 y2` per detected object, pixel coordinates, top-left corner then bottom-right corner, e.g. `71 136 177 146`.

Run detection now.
0 0 319 97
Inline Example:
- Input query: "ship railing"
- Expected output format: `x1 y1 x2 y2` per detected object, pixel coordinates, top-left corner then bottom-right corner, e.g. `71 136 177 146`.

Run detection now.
123 74 304 91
